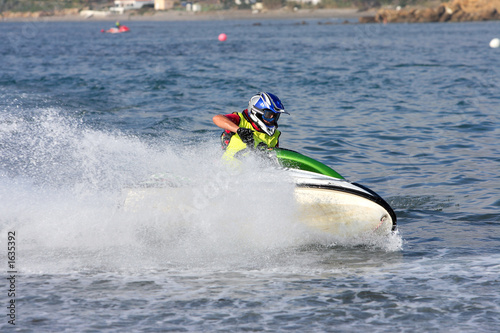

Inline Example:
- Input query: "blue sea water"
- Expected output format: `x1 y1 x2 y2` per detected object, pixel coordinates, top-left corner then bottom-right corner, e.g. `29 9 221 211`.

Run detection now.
1 18 500 332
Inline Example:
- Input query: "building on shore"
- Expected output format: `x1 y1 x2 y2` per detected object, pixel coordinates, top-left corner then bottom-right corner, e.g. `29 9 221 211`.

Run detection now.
155 0 176 10
110 0 155 13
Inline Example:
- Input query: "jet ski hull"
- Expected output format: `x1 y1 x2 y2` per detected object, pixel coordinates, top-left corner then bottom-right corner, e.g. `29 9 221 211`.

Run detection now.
122 147 397 238
274 148 397 233
295 185 395 236
285 168 396 236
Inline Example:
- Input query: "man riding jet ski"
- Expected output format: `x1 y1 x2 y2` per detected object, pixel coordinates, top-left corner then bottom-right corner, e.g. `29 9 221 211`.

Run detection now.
213 92 289 161
212 92 397 236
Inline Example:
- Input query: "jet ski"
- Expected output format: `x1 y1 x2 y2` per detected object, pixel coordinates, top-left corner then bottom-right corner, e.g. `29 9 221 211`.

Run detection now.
101 26 130 34
122 148 397 237
271 148 397 237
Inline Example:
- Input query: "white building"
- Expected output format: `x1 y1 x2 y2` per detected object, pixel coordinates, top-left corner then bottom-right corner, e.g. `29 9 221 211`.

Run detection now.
110 0 155 13
286 0 322 5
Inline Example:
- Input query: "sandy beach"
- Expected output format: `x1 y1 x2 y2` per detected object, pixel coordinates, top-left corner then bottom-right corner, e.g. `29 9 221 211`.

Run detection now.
1 8 377 22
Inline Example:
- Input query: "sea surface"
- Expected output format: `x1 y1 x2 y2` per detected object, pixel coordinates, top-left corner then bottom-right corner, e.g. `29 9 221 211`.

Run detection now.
1 18 499 332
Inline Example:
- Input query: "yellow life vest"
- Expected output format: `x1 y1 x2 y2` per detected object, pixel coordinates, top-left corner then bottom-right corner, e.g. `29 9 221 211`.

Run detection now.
222 112 280 161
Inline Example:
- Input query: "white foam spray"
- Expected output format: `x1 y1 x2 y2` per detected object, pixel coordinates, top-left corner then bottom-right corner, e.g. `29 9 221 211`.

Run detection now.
0 107 401 274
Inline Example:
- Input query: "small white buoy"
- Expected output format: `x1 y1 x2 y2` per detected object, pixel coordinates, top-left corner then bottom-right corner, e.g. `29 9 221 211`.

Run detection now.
489 38 500 48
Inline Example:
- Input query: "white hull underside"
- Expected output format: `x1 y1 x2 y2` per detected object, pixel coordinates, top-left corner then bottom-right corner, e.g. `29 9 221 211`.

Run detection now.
294 186 393 237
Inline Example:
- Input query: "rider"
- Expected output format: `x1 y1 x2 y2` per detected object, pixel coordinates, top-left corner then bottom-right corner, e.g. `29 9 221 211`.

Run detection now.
213 92 288 161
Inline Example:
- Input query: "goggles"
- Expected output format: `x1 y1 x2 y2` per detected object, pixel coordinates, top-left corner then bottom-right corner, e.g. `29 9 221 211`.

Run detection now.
262 109 280 124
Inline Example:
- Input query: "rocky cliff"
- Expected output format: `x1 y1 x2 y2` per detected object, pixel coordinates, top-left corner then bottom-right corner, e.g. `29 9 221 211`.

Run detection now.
361 0 500 23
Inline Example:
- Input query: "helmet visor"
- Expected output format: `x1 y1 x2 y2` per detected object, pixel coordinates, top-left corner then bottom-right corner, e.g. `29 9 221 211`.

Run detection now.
262 109 280 125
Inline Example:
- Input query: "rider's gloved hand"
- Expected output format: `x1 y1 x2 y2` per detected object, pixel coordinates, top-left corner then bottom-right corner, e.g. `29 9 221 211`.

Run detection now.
237 128 254 146
256 142 269 151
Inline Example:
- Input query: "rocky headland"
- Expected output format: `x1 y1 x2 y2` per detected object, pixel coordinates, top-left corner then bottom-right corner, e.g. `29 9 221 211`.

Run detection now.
361 0 500 23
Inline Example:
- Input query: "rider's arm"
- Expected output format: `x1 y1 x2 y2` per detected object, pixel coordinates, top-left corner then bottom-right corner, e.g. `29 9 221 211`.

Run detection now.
212 114 240 133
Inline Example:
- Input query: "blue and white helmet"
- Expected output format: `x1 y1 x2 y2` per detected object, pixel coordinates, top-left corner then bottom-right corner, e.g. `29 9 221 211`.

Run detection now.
247 92 288 135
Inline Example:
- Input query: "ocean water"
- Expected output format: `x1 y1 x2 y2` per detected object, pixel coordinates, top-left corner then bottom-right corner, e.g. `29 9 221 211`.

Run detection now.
1 18 499 332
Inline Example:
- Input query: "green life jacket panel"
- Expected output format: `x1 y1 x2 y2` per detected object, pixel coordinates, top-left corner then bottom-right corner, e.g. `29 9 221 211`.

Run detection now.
222 112 281 160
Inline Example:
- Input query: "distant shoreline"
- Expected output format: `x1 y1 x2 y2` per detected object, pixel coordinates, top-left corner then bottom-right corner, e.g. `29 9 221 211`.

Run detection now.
4 0 500 24
0 8 376 23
